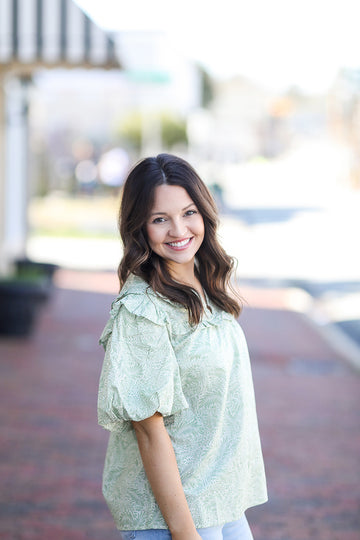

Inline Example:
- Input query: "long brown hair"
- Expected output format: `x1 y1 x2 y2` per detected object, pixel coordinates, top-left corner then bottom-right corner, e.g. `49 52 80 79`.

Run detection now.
118 153 241 324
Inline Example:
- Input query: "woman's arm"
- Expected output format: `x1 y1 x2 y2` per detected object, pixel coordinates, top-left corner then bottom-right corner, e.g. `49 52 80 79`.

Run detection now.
132 413 201 540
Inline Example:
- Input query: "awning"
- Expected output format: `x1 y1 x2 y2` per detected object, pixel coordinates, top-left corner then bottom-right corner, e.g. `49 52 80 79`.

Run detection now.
0 0 120 71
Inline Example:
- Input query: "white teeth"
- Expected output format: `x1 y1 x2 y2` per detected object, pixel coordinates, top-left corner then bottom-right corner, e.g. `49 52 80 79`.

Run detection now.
167 238 191 247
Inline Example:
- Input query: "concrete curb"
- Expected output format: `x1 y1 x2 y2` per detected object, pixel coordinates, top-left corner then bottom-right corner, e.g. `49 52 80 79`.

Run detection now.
238 280 360 372
305 299 360 373
276 286 360 372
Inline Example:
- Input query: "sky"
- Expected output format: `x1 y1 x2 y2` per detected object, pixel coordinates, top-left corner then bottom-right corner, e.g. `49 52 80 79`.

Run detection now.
75 0 360 93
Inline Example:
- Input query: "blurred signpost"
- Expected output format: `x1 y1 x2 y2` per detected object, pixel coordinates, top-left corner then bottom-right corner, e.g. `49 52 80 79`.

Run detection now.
124 70 171 84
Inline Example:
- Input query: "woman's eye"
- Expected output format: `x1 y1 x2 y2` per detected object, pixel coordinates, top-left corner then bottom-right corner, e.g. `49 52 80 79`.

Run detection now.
152 217 166 224
185 210 197 216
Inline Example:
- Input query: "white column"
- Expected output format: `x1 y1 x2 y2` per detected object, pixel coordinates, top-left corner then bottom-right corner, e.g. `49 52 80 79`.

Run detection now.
3 75 31 265
0 71 7 274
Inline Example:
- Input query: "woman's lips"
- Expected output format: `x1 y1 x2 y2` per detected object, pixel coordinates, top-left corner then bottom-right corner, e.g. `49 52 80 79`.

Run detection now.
165 237 193 251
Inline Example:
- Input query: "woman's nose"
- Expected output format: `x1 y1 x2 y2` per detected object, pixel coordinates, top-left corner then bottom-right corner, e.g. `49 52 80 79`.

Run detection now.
169 218 186 238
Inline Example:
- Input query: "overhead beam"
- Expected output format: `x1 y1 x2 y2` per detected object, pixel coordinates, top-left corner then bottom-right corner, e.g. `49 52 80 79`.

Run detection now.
0 0 120 70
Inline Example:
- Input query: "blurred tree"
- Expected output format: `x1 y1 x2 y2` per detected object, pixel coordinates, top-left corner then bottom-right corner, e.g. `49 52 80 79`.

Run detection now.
199 67 214 108
160 113 188 149
117 111 188 152
118 111 143 152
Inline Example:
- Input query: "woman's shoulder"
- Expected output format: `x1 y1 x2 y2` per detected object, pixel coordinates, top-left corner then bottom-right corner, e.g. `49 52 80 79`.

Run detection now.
119 273 152 297
100 274 238 349
113 274 184 326
115 274 236 331
120 274 173 307
99 275 169 349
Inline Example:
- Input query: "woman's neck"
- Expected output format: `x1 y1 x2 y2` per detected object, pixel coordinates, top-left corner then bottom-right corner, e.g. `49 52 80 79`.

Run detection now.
167 260 195 284
167 262 205 302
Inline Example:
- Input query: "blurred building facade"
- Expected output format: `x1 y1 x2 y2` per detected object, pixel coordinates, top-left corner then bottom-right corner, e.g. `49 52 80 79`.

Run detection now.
2 0 356 277
0 0 119 272
28 30 203 198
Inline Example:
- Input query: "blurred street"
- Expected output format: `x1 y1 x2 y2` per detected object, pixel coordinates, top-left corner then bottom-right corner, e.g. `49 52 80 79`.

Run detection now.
0 269 359 540
27 141 360 357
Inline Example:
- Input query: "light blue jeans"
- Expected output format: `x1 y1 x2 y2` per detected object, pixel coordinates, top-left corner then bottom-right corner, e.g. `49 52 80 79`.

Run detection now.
120 514 254 540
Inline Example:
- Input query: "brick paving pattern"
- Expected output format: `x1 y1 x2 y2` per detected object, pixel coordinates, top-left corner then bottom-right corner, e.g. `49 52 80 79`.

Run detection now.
1 270 359 540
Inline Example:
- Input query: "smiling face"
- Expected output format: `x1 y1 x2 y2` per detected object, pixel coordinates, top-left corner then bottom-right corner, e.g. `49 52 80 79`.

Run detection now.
146 184 205 277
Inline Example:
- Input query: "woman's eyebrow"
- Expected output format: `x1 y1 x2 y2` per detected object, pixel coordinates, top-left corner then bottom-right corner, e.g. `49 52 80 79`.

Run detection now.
150 203 195 216
182 203 196 211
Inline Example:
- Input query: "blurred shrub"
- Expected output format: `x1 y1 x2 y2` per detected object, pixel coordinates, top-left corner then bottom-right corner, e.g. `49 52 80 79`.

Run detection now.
160 113 188 149
118 111 143 152
199 67 214 108
117 111 188 152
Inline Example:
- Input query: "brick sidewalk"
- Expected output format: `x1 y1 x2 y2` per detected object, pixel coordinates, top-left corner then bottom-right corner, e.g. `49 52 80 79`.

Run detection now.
1 270 359 540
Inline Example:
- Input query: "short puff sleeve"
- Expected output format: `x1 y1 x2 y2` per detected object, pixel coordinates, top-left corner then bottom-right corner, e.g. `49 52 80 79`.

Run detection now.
97 295 189 433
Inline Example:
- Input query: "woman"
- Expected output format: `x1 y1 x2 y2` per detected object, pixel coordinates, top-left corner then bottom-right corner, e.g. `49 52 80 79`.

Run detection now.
98 154 267 540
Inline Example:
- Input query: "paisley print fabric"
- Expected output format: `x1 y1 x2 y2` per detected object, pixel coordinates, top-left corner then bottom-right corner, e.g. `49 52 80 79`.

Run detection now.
98 274 267 530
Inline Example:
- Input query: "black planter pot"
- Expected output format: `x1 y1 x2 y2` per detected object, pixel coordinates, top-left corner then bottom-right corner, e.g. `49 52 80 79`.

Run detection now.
0 280 48 337
14 259 59 298
15 259 58 277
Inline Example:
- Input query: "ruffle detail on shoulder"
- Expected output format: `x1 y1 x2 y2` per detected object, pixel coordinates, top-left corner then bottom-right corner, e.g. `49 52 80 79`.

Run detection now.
99 274 236 347
201 309 234 328
113 290 164 326
99 276 166 350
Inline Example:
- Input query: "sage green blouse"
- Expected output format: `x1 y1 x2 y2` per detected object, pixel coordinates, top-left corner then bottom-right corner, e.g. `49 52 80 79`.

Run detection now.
98 274 267 530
